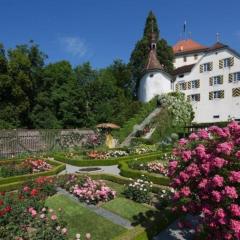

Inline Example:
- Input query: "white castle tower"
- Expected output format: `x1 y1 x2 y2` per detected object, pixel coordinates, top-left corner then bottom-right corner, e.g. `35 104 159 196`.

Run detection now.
138 27 172 102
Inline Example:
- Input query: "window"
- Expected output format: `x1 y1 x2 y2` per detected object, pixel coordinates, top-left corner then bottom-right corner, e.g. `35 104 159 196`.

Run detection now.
179 74 184 78
179 82 186 90
213 115 220 119
150 74 154 78
213 76 222 85
183 56 187 62
191 80 199 89
209 90 224 100
194 54 198 60
203 63 211 71
233 72 240 82
223 58 231 67
189 94 200 102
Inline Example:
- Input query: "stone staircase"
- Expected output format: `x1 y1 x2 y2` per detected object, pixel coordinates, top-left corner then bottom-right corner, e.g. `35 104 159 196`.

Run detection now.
120 107 161 147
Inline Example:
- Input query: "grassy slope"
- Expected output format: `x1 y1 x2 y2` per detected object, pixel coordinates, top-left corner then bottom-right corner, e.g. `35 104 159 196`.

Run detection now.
45 194 125 240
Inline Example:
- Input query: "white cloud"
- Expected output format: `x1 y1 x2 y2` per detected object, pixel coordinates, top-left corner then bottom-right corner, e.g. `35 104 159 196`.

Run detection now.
59 37 88 58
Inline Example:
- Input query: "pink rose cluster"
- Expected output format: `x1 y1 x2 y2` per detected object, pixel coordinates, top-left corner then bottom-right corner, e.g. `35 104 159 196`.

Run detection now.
147 161 168 176
72 177 116 204
168 121 240 240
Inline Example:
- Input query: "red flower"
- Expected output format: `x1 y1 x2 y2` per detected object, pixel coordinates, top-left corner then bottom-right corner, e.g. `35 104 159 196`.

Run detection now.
0 199 3 206
5 205 12 212
30 189 38 197
0 210 5 217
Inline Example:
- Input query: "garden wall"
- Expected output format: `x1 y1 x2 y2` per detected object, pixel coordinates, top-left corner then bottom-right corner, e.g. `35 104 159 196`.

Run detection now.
0 129 94 159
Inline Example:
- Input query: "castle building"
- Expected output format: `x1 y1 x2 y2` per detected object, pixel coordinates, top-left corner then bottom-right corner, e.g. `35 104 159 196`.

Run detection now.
139 36 240 124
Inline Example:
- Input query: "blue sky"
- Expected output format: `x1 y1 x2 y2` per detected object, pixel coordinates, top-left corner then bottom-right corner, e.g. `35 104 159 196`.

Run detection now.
1 0 240 68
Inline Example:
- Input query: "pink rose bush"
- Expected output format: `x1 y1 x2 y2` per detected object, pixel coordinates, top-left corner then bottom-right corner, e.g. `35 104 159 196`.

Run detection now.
168 121 240 240
71 177 116 204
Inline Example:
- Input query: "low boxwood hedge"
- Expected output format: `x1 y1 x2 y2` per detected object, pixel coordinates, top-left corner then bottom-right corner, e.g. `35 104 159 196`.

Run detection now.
52 151 163 166
0 158 66 186
118 154 170 186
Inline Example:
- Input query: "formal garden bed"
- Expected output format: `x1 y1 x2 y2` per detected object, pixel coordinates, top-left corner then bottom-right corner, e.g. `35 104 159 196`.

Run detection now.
52 144 165 167
0 173 178 240
0 157 66 191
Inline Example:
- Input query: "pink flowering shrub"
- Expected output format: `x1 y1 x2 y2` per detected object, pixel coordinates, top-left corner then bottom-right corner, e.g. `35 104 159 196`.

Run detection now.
168 121 240 240
71 177 116 204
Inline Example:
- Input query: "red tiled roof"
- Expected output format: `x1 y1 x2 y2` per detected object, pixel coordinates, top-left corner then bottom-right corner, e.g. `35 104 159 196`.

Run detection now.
173 39 208 55
207 42 228 51
173 64 195 76
145 49 163 71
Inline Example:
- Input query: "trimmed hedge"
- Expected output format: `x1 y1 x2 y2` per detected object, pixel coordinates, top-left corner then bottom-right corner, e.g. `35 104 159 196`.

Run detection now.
52 151 163 167
0 158 66 186
119 154 170 186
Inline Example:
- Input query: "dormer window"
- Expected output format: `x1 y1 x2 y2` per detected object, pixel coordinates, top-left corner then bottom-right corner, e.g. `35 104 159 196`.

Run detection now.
150 74 154 78
183 56 187 62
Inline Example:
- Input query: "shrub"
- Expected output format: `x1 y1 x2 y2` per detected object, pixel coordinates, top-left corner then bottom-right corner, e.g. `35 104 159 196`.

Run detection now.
68 176 116 204
124 176 152 203
168 121 240 240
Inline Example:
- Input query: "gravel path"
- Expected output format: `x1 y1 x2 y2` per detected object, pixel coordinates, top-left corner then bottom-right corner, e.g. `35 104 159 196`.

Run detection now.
57 187 133 229
59 164 120 176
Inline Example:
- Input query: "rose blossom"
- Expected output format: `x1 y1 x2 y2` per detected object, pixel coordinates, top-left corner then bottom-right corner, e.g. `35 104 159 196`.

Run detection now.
216 142 233 155
229 171 240 183
211 191 222 202
51 214 57 220
229 204 240 217
223 186 238 199
212 175 224 187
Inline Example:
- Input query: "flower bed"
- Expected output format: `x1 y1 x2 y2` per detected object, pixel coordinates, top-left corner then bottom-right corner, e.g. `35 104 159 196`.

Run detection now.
0 158 52 178
87 150 128 160
0 176 70 240
129 160 168 176
57 175 116 205
168 121 240 240
0 158 66 191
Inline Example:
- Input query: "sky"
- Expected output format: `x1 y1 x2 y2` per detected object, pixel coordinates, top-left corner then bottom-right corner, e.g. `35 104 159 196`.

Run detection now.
1 0 240 69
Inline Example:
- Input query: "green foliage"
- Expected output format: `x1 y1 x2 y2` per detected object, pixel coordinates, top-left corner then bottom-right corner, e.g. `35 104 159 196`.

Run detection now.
150 92 194 143
129 11 174 94
115 97 157 143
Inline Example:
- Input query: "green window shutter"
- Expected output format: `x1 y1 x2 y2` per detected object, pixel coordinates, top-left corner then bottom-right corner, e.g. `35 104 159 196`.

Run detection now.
188 82 191 89
196 79 200 88
200 64 203 73
232 87 240 97
187 95 191 101
220 90 224 99
209 77 213 86
176 83 179 91
220 75 224 84
209 92 213 100
219 59 223 69
209 62 213 71
229 73 233 83
230 57 234 66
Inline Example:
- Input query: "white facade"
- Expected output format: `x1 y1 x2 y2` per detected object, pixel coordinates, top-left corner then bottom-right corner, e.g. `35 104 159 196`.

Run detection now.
138 70 172 102
174 52 205 69
174 48 240 123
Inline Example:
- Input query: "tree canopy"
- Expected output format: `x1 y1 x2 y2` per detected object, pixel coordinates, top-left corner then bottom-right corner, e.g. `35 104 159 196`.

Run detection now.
129 11 174 95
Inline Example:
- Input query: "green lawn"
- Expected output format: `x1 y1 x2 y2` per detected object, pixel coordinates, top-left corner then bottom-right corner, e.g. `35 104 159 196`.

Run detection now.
45 194 126 240
102 180 125 195
102 197 155 222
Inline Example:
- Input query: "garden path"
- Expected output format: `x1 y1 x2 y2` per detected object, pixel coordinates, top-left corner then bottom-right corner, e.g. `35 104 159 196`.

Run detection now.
59 164 120 176
56 187 133 229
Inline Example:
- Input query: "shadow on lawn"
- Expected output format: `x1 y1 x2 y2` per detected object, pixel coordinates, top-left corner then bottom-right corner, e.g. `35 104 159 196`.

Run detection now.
131 207 177 240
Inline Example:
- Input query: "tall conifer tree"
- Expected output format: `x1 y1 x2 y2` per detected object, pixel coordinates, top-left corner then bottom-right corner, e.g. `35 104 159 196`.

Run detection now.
129 11 174 95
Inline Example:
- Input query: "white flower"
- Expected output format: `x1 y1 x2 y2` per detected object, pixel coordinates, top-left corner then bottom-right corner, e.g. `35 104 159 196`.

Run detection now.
76 233 81 239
